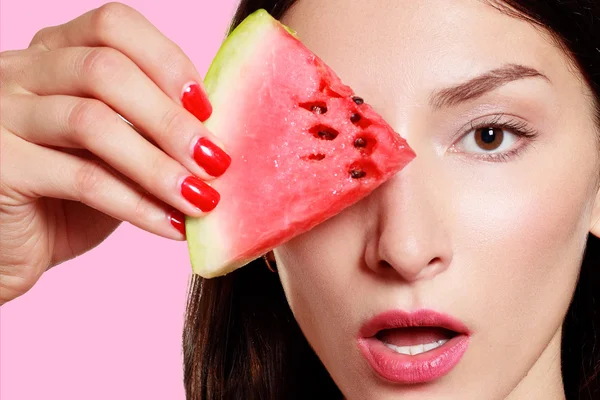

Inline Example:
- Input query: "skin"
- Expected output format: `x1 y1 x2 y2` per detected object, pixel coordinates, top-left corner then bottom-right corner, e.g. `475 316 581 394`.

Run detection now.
0 3 221 304
2 1 599 398
274 0 600 399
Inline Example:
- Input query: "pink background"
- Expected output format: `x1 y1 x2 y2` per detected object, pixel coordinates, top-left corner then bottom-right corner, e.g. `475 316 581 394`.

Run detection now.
0 0 239 398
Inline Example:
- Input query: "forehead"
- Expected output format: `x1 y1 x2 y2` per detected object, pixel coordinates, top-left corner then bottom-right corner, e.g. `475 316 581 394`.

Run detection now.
280 0 574 110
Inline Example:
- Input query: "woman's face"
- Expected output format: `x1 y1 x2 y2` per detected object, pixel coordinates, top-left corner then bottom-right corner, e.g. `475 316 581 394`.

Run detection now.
275 0 600 399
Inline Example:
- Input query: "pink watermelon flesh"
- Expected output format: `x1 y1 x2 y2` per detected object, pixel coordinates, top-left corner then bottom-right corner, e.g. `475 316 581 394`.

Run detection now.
186 10 415 277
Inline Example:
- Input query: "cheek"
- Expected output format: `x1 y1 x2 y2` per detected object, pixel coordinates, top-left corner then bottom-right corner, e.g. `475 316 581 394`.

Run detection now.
450 147 595 357
457 168 588 274
455 153 592 276
274 207 369 357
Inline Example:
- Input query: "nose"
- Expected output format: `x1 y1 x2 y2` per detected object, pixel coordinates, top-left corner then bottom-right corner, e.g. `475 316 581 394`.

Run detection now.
364 157 453 282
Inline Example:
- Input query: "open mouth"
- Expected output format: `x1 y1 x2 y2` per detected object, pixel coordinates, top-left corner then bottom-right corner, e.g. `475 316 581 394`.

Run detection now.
357 309 471 385
375 326 458 356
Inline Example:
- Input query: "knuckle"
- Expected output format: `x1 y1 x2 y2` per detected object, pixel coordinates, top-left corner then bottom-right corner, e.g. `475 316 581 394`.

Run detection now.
92 2 134 38
144 152 172 197
158 107 189 141
67 98 109 144
0 50 37 94
132 192 154 222
159 48 190 81
29 27 52 49
74 160 107 202
147 153 167 185
80 47 124 85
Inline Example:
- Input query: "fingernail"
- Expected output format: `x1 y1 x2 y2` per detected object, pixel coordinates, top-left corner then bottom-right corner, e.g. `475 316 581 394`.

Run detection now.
169 209 186 236
182 82 212 122
193 137 232 177
181 176 220 212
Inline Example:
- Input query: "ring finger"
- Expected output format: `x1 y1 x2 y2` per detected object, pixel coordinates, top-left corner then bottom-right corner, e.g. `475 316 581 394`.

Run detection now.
2 93 221 216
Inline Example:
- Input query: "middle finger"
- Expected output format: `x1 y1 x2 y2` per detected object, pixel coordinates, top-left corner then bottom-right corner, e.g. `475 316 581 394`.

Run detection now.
15 46 231 179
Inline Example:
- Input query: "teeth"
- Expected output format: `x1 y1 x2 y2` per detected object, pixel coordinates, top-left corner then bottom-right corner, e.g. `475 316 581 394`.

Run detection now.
409 344 424 355
384 339 448 356
423 341 441 352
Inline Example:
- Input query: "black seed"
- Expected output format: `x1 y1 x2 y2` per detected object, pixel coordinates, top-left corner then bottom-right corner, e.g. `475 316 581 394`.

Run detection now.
352 96 364 105
350 169 367 179
354 137 367 148
350 113 362 123
310 124 339 140
318 130 337 140
311 105 327 114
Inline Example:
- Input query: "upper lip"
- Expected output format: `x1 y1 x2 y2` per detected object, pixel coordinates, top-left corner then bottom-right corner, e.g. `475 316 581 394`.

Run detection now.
359 309 471 339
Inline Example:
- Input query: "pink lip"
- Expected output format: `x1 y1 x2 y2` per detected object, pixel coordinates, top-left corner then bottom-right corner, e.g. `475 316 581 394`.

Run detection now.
358 309 471 385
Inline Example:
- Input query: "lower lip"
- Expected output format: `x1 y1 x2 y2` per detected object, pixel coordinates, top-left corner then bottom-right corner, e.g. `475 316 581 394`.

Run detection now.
358 335 470 384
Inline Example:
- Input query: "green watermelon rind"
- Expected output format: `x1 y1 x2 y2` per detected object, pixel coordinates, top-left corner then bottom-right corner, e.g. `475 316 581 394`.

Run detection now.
185 10 289 277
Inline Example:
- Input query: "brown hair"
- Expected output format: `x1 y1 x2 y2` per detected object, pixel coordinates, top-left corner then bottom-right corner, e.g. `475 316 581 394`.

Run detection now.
183 1 600 399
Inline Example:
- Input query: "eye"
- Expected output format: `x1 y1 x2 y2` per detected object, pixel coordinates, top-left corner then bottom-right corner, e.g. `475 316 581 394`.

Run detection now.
457 126 519 154
450 115 539 162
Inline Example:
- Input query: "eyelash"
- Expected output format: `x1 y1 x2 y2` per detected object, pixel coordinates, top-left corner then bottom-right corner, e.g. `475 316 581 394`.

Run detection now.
458 115 540 163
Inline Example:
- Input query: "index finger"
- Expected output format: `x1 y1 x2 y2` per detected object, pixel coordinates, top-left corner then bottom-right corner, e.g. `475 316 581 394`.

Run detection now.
30 2 212 121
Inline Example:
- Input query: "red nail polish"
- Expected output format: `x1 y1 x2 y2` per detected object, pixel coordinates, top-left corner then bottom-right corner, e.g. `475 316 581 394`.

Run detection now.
193 137 232 177
182 82 212 122
181 176 220 212
169 210 186 235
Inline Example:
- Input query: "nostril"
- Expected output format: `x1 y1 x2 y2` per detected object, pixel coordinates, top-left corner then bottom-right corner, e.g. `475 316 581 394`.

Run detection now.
372 254 447 283
428 257 442 265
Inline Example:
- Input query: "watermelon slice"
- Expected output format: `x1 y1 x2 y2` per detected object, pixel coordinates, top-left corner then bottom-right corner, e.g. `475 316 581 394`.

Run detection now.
186 10 415 277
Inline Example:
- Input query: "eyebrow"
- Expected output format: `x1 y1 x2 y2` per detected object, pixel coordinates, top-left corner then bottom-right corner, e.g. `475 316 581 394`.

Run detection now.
429 64 549 109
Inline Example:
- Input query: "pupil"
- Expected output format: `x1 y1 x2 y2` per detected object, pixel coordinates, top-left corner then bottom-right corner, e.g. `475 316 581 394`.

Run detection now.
475 127 504 151
481 128 496 143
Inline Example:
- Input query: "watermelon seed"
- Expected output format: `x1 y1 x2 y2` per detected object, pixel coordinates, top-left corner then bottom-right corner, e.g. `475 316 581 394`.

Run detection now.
352 96 364 105
300 101 328 114
350 113 362 123
310 124 339 140
319 131 336 140
354 137 367 148
350 168 367 179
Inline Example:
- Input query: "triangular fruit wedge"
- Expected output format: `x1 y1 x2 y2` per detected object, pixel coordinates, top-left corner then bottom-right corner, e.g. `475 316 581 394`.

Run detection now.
186 10 415 277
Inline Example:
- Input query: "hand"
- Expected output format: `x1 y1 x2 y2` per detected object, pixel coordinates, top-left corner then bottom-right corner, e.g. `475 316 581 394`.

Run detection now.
0 2 231 305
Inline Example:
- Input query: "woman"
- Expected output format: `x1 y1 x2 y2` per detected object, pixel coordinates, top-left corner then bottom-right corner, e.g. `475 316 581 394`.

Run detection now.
1 0 599 399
